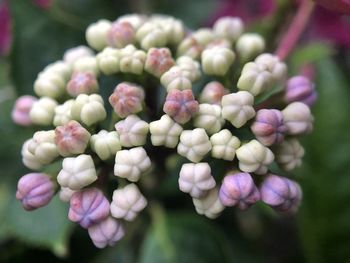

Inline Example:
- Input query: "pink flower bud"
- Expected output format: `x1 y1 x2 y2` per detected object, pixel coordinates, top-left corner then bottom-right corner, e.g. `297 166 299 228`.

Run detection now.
251 109 286 146
219 172 260 210
88 217 125 248
199 81 229 105
285 76 317 106
68 188 110 228
163 89 199 124
145 48 175 78
11 95 37 126
260 174 302 213
16 173 55 211
55 120 91 157
108 82 145 118
107 21 135 48
66 72 99 97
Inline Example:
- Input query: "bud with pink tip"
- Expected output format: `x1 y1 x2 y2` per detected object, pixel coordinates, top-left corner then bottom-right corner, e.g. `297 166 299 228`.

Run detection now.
260 174 302 213
88 217 125 249
251 109 287 146
107 21 135 48
68 188 110 228
63 45 94 66
115 115 149 147
12 95 37 126
55 120 91 157
109 82 145 118
282 102 313 135
160 66 192 91
145 48 175 78
219 172 260 210
66 72 99 97
285 76 317 106
16 173 55 211
176 56 201 82
177 36 203 60
163 89 199 124
199 81 228 105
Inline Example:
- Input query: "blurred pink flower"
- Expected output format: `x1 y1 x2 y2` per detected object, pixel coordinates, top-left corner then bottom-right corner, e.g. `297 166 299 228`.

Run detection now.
0 1 11 56
32 0 52 10
314 0 350 14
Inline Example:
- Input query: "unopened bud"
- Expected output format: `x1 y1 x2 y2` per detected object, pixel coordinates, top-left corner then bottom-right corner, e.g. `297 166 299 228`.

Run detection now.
176 56 201 82
275 139 305 171
285 76 317 106
177 37 203 60
107 21 135 48
193 187 224 219
236 33 265 61
27 130 59 165
136 22 167 50
90 130 121 161
117 14 147 30
53 100 74 127
86 19 112 51
210 129 240 161
73 57 99 76
63 45 94 66
255 53 287 81
119 45 146 74
66 72 99 97
12 95 37 126
213 16 244 42
201 47 235 76
161 66 192 91
199 81 229 105
145 47 175 78
30 96 58 127
96 47 121 75
115 115 149 147
34 73 66 99
21 140 43 170
192 28 216 46
282 102 313 135
59 187 77 202
194 104 224 134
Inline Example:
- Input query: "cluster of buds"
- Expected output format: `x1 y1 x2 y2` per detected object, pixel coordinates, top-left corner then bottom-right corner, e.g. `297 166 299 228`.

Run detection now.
12 13 316 248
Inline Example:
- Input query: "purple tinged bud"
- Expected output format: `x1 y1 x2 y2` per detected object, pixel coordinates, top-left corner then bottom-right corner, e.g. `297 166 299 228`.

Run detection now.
260 174 302 213
219 172 260 210
16 173 55 211
285 76 317 106
251 109 286 146
11 95 38 126
68 188 110 228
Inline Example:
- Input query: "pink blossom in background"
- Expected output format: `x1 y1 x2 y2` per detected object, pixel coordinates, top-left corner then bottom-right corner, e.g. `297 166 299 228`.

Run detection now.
0 1 11 56
314 0 350 15
32 0 52 9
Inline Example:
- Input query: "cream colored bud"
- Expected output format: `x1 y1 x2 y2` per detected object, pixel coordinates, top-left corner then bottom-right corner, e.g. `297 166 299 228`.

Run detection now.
201 47 235 76
44 61 72 81
210 129 240 161
119 45 146 74
96 47 121 75
90 130 121 161
192 28 216 46
177 37 203 60
27 130 59 165
86 20 112 51
176 56 201 82
34 73 66 99
193 187 225 219
149 115 183 148
236 33 265 61
115 115 149 147
21 140 43 170
160 66 192 91
117 14 147 30
73 57 99 76
29 97 58 126
275 139 305 171
194 104 224 134
136 22 167 50
255 53 287 81
153 16 185 44
53 100 73 127
59 187 77 202
63 45 94 66
213 16 244 42
282 102 314 135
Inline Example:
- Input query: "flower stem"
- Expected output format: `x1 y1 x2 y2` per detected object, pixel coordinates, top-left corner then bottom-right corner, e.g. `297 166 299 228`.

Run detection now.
275 0 315 60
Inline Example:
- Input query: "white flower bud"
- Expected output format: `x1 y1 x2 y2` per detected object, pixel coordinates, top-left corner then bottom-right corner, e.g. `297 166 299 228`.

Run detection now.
63 45 94 66
213 16 244 42
21 140 43 170
201 47 235 76
177 128 212 163
282 102 313 135
194 104 224 134
117 14 147 30
193 187 225 219
30 97 58 126
210 129 240 161
275 139 305 171
192 28 216 46
90 130 121 160
44 61 72 81
255 53 287 81
160 66 192 91
34 73 66 99
236 33 265 61
177 36 203 60
86 19 112 51
119 45 146 74
136 22 167 50
179 163 216 198
149 115 183 148
57 154 97 190
152 16 185 44
176 56 201 82
27 130 59 165
114 147 151 182
53 100 74 127
96 47 121 75
115 115 149 147
221 91 255 128
110 183 147 221
71 94 107 126
73 57 99 76
59 187 77 202
236 140 274 174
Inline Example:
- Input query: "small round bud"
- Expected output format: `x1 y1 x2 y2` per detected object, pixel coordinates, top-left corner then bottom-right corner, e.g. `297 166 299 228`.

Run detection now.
145 48 175 78
34 72 66 99
115 115 149 147
117 14 147 30
260 174 302 213
110 184 147 221
275 139 305 171
213 16 244 42
177 37 203 60
63 45 94 66
16 173 55 211
236 140 274 175
59 187 77 202
179 162 216 198
107 21 135 48
68 188 110 228
27 130 59 165
21 140 43 170
151 16 185 44
236 33 265 61
96 47 121 75
12 95 37 126
219 172 260 209
194 104 224 134
30 97 58 125
199 81 229 105
205 39 232 50
67 72 99 97
176 56 201 82
161 66 192 91
108 82 145 118
201 47 235 76
210 129 240 161
90 130 121 161
255 53 287 81
221 91 255 128
114 147 151 182
149 114 183 148
71 94 107 126
177 128 212 163
285 76 317 106
53 100 74 127
88 217 125 249
119 45 146 74
57 154 97 190
251 109 287 146
86 19 112 51
193 187 224 219
163 89 199 124
55 120 91 157
43 61 72 81
192 28 216 46
73 57 99 76
282 102 313 135
136 22 167 50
